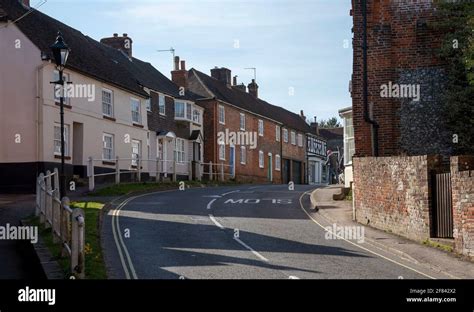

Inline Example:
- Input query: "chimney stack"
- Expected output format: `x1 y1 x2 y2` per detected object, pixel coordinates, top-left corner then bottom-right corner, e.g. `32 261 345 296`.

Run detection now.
211 67 231 87
171 56 188 89
100 33 133 57
310 116 319 135
300 110 306 120
233 75 238 86
231 76 246 92
247 79 259 98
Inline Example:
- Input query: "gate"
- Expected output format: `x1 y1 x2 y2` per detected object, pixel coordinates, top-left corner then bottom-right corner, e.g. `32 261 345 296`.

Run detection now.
431 172 453 238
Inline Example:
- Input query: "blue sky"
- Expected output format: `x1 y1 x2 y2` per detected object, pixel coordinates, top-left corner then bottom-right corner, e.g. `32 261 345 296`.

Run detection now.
36 0 353 122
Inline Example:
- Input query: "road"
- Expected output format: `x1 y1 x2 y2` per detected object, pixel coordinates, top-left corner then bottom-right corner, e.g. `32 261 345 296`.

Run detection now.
102 184 436 279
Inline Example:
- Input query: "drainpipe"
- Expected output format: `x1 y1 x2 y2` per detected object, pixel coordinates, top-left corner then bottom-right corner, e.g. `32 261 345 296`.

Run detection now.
362 0 379 157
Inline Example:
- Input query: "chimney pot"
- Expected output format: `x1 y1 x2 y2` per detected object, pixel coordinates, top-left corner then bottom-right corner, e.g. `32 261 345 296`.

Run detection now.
123 33 128 37
113 33 118 37
180 60 186 71
233 75 238 86
247 79 259 98
174 56 180 71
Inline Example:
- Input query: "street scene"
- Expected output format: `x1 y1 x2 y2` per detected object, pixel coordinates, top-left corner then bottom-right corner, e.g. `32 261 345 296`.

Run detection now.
0 0 473 309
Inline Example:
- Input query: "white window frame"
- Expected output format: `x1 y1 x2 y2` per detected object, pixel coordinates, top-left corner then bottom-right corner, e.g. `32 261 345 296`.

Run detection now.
258 120 264 136
175 101 185 119
240 146 246 165
102 88 114 117
291 131 296 145
131 140 141 166
297 133 303 147
219 143 226 160
174 138 186 163
283 128 288 143
276 125 281 142
259 150 264 168
159 94 166 115
102 133 114 161
344 116 355 165
192 108 202 124
275 154 281 171
240 113 246 131
53 123 70 156
218 105 225 125
131 98 141 124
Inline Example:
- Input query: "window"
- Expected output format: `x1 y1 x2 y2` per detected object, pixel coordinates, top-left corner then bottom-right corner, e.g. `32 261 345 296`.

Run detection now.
103 133 114 160
291 131 296 145
175 101 185 118
275 154 281 171
344 116 355 165
145 99 151 111
157 139 163 160
240 146 246 164
258 120 264 136
131 140 141 166
218 105 225 124
131 98 141 123
219 143 226 160
174 138 185 163
193 108 201 124
53 124 69 156
259 150 264 168
102 89 113 117
186 103 192 120
297 134 303 147
240 113 246 131
283 128 288 143
159 94 166 115
276 126 281 142
53 71 70 105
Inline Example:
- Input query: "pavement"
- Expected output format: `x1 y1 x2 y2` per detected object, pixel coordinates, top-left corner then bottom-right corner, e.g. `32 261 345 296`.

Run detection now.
0 194 45 279
101 183 474 279
311 185 474 279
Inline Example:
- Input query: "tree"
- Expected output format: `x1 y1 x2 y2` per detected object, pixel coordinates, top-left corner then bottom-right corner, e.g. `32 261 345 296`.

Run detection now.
433 1 474 155
319 117 341 128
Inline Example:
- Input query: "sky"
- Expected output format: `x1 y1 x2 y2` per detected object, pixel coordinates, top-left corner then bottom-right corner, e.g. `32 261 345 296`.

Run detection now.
35 0 353 123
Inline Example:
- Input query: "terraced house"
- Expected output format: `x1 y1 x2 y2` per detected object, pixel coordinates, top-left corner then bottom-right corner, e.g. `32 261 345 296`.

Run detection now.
172 63 313 184
0 0 201 191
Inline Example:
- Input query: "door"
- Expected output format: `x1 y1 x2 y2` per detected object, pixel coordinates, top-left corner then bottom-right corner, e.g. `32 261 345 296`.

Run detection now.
431 172 453 238
282 159 291 184
72 122 84 177
292 161 302 184
267 154 272 182
229 146 235 177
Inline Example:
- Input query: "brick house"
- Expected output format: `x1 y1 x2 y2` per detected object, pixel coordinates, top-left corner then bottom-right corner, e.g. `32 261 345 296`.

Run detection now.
172 62 310 184
350 0 473 258
100 36 204 181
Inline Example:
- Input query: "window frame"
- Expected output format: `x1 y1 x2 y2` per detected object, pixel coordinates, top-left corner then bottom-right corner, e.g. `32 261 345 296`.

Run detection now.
53 123 70 157
219 143 226 160
283 128 288 143
102 88 114 117
275 154 281 171
131 97 141 124
259 150 264 168
258 120 264 136
102 133 115 161
291 131 296 145
240 113 246 131
240 146 246 165
218 105 225 125
159 94 166 115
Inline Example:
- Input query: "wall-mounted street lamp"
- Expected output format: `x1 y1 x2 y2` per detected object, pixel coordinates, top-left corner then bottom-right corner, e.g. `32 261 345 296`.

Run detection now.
50 31 70 198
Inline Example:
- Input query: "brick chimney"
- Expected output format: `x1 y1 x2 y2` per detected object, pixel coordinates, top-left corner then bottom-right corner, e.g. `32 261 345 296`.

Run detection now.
247 79 259 98
171 56 188 89
100 33 133 57
211 67 231 87
300 110 306 121
310 116 319 135
231 75 246 92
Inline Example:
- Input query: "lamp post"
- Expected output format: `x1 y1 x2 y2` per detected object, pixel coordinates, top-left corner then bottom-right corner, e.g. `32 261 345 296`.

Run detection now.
50 31 70 198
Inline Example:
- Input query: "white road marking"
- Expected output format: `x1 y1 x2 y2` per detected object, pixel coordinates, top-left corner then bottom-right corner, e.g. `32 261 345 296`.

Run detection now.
111 189 176 279
298 191 436 279
202 195 221 198
233 237 269 262
221 190 240 196
288 275 300 279
209 214 225 229
207 198 217 210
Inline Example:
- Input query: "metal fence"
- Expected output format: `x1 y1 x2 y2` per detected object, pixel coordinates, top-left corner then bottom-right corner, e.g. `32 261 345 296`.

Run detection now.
36 168 85 278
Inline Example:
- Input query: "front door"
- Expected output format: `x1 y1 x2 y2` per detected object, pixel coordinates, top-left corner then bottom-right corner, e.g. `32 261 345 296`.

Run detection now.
229 146 235 177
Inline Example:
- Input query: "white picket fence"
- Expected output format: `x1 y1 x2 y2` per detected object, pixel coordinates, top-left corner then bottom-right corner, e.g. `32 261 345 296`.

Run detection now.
36 168 85 279
87 156 234 191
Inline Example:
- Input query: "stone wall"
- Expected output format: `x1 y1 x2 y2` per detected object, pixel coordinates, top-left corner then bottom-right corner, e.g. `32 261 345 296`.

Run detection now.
451 156 474 258
353 155 439 241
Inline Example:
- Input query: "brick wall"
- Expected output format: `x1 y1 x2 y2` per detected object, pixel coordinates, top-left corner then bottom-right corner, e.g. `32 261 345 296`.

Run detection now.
353 155 435 241
351 0 450 157
451 156 474 258
199 99 282 183
147 91 190 138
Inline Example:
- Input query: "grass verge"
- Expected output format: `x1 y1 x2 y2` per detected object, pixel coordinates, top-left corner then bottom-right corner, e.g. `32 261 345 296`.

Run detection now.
28 201 107 279
422 239 454 253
